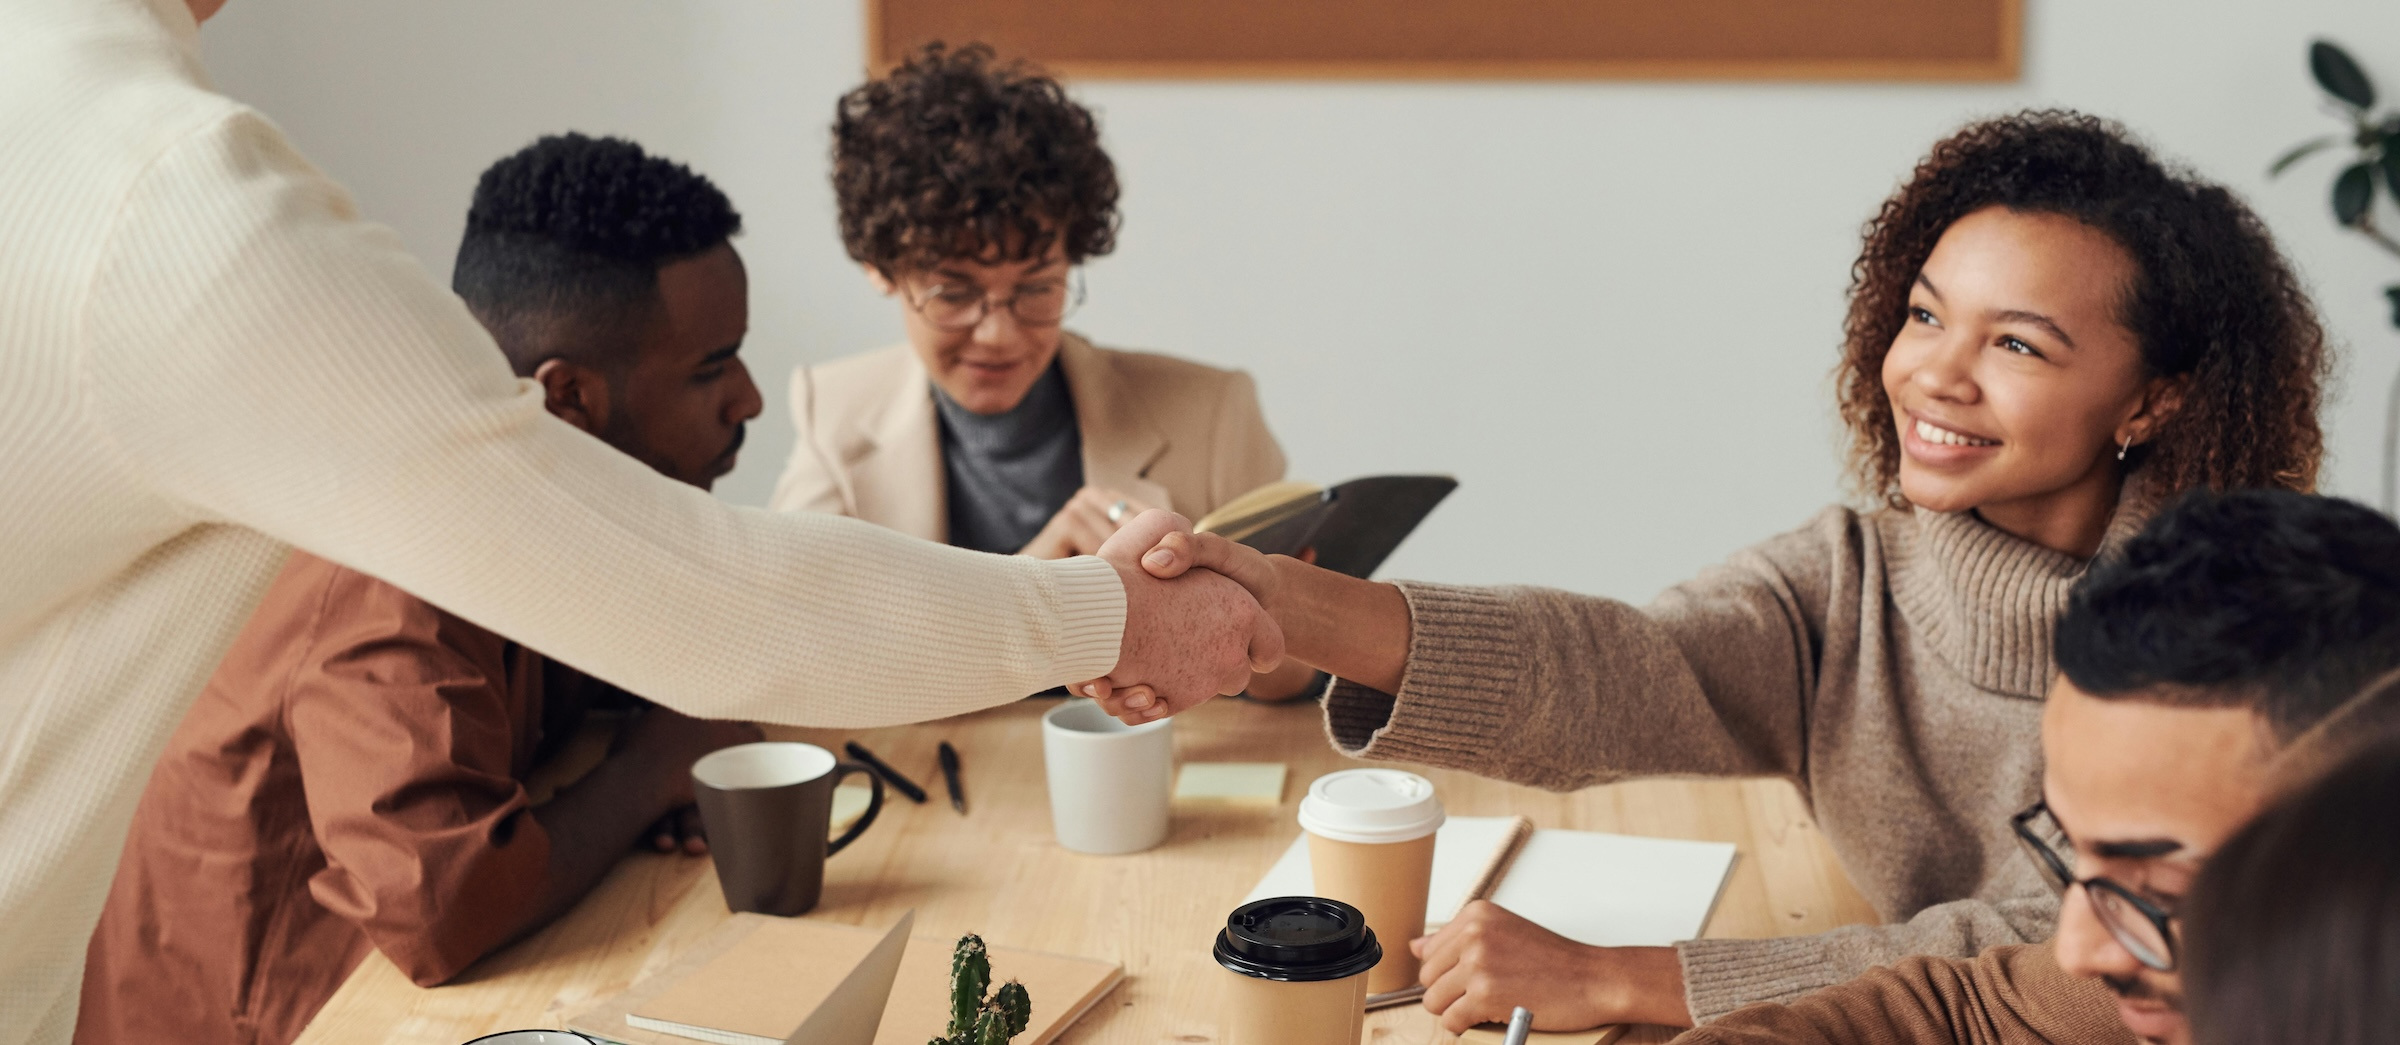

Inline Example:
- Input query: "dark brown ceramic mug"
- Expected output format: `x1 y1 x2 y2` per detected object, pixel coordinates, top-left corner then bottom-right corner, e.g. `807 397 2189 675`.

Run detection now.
690 741 884 916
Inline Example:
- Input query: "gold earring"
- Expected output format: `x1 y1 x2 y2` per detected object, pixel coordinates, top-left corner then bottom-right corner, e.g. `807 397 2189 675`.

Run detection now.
2117 434 2133 462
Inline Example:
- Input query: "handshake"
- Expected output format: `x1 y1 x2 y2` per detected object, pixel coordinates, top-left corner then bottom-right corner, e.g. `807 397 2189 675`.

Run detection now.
1078 509 1401 724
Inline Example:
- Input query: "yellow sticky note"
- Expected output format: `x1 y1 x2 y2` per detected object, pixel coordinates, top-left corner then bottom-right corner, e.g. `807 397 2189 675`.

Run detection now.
1174 762 1288 806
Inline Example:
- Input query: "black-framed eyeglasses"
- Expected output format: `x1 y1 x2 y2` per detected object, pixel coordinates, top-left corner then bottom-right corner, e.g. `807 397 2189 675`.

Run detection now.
905 269 1084 331
2011 800 2181 971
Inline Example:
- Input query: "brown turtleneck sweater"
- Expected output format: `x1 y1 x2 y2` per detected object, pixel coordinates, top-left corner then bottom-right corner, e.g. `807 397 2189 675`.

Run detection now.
1320 483 2161 1022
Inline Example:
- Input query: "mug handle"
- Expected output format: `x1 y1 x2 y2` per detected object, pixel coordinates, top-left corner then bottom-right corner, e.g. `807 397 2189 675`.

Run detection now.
826 762 885 856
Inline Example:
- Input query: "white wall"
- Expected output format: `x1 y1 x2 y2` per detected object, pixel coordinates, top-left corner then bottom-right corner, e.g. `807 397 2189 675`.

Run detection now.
199 1 2400 599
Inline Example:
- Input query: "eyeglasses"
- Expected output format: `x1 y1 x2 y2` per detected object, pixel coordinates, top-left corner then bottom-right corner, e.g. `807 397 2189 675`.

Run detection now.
2011 800 2181 971
904 270 1084 331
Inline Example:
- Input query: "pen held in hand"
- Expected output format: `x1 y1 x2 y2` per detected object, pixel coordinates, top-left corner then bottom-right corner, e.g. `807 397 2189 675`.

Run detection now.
843 741 928 804
937 741 966 815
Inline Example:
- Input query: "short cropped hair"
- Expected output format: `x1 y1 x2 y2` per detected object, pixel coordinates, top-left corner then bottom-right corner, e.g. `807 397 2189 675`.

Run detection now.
2185 737 2400 1045
833 42 1118 276
2055 489 2400 738
452 133 741 376
1838 111 2326 506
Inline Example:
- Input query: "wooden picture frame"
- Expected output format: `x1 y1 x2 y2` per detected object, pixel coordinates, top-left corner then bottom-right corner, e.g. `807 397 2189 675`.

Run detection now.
866 0 2021 82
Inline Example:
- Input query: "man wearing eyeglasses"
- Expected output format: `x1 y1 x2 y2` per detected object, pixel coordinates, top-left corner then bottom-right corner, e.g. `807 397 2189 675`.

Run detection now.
1672 488 2400 1045
770 43 1318 700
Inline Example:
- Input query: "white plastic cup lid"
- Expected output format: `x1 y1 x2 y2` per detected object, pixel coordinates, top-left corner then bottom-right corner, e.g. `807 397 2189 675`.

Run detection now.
1296 769 1444 843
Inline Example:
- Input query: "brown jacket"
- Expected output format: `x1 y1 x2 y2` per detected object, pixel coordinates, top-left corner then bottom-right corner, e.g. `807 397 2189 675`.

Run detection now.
1672 945 2135 1045
768 333 1286 537
1322 479 2163 1021
78 552 602 1045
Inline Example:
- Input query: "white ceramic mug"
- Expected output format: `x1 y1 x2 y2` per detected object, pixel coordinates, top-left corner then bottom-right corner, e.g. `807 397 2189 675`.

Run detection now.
1041 699 1173 854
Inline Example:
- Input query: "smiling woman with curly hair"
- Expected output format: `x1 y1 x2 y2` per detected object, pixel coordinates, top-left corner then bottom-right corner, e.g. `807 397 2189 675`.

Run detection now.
771 43 1315 698
1839 110 2325 515
1100 109 2332 1033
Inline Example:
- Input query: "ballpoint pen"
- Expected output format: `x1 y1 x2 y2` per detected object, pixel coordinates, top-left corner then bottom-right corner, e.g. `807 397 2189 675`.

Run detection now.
937 740 966 815
844 740 928 804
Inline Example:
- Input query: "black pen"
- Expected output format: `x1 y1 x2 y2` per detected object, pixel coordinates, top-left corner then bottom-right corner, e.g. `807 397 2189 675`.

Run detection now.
845 741 928 804
937 741 966 815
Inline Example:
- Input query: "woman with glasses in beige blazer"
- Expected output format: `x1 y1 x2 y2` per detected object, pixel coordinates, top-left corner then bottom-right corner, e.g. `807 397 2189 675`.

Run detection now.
770 43 1313 698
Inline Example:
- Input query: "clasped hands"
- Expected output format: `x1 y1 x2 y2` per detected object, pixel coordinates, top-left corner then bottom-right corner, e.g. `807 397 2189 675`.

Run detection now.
1077 509 1286 722
1078 519 1694 1033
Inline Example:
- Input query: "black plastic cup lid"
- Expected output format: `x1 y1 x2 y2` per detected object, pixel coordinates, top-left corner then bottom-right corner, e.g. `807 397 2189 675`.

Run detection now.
1213 896 1383 982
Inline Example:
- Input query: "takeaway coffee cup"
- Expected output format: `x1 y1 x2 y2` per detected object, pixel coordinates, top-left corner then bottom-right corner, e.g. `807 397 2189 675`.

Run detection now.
1042 698 1174 854
691 741 885 916
1214 896 1382 1045
1299 769 1444 994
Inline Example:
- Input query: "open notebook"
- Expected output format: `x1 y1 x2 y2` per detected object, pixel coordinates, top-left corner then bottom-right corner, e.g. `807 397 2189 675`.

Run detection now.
565 913 1122 1045
1244 816 1737 944
1245 817 1738 1045
1194 474 1456 578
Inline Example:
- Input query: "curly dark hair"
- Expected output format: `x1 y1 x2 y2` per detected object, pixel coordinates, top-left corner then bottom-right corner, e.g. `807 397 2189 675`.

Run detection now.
1836 110 2326 507
453 132 741 375
834 42 1118 275
2056 490 2400 740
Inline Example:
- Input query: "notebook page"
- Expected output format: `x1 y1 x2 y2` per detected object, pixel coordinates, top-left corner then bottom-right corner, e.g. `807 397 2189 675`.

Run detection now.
1484 831 1736 947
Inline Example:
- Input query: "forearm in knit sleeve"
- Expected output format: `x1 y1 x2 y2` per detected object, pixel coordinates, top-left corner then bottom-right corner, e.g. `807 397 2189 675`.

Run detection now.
77 111 1123 727
1320 512 1855 790
1675 894 2061 1022
1670 944 2133 1045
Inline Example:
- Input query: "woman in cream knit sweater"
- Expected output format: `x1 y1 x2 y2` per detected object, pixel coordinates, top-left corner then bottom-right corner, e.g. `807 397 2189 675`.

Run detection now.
1108 111 2331 1033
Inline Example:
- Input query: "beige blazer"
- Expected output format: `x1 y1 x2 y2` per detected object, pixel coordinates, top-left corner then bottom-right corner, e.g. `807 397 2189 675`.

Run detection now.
769 333 1286 544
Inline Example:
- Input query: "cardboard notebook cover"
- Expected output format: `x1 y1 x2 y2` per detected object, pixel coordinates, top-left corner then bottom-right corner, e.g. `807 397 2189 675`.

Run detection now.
564 914 1123 1045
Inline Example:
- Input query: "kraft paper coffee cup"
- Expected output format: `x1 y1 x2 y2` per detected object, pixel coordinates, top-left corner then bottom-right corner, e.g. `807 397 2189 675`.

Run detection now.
1214 896 1381 1045
1298 769 1443 995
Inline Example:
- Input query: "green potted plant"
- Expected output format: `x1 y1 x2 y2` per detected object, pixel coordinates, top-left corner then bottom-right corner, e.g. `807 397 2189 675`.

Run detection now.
2273 40 2400 509
928 934 1031 1045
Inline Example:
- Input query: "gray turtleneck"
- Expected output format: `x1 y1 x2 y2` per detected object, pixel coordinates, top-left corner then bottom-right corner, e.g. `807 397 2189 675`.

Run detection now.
932 361 1084 554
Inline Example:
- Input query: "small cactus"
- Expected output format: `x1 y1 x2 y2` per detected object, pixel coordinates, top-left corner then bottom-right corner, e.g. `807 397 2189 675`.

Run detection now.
928 934 1032 1045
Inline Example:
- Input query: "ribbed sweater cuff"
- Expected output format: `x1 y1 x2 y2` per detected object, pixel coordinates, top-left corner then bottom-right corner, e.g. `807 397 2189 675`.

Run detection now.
1323 582 1523 765
1676 936 1843 1023
1046 556 1127 682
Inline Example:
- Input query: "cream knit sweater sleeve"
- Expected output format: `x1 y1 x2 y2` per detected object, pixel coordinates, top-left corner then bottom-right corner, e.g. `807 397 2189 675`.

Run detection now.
82 108 1126 726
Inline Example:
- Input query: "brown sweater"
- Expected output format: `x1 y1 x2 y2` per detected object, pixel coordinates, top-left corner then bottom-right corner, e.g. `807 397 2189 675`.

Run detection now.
1671 945 2135 1045
1320 481 2161 1021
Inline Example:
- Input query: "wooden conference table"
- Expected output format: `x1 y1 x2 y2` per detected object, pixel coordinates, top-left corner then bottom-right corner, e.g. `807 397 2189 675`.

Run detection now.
298 697 1878 1045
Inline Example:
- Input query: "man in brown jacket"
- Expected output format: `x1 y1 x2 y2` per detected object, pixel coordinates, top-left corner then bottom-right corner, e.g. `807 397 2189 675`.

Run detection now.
1678 489 2400 1045
75 135 763 1045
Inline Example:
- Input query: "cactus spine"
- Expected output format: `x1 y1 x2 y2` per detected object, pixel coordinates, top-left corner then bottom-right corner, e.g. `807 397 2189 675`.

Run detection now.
930 934 1032 1045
